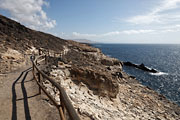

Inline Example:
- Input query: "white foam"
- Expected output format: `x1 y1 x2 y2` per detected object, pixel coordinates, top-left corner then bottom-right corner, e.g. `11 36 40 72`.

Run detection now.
139 65 168 76
150 72 168 76
107 54 112 57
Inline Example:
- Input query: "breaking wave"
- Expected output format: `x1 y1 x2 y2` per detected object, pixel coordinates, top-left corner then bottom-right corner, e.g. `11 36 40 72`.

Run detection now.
150 72 168 76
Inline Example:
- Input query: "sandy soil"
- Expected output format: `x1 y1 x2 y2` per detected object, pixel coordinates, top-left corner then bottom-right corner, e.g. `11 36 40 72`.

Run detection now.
0 65 59 120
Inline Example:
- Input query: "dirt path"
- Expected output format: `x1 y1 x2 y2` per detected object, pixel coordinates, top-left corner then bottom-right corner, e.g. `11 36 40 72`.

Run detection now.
0 65 60 120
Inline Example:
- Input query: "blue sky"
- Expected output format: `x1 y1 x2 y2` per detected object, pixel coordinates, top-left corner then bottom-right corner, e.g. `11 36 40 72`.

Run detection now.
1 0 180 43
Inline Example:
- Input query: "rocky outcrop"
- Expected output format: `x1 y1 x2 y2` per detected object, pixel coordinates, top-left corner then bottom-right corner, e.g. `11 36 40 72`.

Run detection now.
48 58 180 120
101 58 122 66
70 67 119 98
60 41 124 98
123 61 158 73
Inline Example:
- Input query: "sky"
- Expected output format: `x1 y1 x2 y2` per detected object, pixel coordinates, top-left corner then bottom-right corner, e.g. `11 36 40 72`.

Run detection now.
0 0 180 43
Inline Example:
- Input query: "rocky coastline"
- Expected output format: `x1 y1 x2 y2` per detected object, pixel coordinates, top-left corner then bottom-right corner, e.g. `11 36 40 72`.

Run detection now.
0 14 180 120
44 41 180 120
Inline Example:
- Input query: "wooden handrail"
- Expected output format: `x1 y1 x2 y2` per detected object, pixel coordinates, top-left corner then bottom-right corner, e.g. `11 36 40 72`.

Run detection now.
31 53 80 120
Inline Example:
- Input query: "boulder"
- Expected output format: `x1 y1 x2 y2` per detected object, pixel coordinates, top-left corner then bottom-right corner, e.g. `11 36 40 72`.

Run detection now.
101 59 114 66
101 58 122 66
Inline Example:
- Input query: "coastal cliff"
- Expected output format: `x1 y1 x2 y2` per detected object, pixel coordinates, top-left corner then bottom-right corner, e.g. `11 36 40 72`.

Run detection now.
48 41 180 120
0 14 180 120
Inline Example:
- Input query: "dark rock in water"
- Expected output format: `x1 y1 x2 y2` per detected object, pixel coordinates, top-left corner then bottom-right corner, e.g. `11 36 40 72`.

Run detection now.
123 61 158 73
151 68 158 73
139 63 145 67
129 75 136 79
123 61 134 66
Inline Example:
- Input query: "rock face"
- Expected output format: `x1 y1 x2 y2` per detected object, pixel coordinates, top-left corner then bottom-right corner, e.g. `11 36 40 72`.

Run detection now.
70 67 119 98
48 57 180 120
62 41 123 98
43 40 180 120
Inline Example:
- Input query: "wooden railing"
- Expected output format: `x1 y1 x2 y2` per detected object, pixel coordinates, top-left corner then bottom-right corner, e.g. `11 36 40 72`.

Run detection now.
31 50 80 120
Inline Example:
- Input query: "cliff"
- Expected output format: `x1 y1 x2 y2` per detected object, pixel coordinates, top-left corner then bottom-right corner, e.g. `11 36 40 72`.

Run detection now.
48 41 180 120
0 14 180 120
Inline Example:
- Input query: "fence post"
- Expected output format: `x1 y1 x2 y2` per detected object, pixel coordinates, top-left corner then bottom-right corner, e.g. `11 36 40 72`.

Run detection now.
32 64 34 75
32 54 36 81
59 93 66 120
60 93 65 113
37 72 41 94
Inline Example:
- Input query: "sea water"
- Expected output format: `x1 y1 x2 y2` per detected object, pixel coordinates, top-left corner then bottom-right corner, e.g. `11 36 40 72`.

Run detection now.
93 44 180 106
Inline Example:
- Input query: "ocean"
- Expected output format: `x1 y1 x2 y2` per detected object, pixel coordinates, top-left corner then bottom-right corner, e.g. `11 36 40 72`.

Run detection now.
93 44 180 106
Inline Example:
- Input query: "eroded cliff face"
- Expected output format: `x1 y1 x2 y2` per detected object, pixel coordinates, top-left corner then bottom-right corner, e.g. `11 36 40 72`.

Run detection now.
62 41 123 98
45 41 180 120
70 67 119 98
50 66 180 120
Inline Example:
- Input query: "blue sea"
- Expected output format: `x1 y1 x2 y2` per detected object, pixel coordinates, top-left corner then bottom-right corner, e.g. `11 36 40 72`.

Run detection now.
93 44 180 106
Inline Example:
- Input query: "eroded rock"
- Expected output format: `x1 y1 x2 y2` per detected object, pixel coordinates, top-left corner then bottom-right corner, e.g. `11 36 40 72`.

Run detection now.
70 67 119 98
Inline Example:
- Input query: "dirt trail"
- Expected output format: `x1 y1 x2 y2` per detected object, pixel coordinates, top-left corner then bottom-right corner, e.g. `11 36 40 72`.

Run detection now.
0 65 59 120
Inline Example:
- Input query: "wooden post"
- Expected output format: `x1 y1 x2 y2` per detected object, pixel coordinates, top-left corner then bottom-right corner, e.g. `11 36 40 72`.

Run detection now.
61 93 66 116
59 107 65 120
60 94 64 112
32 64 34 74
59 93 66 120
35 60 37 65
32 63 35 79
37 72 41 94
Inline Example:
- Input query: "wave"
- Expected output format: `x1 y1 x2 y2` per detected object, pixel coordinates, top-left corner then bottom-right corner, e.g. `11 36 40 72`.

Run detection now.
150 72 168 76
107 54 112 57
138 65 168 76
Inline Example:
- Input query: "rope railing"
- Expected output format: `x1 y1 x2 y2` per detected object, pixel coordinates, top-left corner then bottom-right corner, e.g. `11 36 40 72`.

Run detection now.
31 49 80 120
